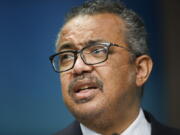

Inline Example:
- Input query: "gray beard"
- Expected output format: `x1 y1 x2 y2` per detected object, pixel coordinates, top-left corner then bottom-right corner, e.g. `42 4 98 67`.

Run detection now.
66 101 116 133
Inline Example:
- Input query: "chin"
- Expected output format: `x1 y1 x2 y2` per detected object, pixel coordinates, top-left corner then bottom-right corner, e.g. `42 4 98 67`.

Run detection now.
66 98 106 121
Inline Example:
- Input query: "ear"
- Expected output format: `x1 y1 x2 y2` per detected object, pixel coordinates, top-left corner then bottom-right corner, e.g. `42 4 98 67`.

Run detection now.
135 55 153 87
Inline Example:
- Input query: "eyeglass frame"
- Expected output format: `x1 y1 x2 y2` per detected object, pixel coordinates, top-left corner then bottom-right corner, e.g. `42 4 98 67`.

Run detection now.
49 42 138 73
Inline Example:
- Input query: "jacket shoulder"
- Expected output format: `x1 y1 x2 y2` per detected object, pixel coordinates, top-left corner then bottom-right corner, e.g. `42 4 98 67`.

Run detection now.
152 119 180 135
54 121 82 135
144 111 180 135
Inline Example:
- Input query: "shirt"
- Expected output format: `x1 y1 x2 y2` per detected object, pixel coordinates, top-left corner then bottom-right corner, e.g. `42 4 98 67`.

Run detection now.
80 108 151 135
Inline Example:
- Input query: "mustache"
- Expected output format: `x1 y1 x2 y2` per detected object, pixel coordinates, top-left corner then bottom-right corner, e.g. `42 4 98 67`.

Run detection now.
68 73 103 94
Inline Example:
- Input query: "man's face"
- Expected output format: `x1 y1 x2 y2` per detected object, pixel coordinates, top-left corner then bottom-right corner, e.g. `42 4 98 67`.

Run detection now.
57 13 139 122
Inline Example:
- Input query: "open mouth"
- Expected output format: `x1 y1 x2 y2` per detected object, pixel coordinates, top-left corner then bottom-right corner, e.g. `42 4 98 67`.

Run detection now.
68 76 103 103
70 82 101 102
75 86 98 93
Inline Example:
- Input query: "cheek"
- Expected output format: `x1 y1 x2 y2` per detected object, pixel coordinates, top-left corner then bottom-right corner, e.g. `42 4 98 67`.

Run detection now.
99 60 130 83
98 61 134 96
60 74 70 96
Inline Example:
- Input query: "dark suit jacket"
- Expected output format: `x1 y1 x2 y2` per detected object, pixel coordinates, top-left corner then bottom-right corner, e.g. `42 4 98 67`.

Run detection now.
55 111 180 135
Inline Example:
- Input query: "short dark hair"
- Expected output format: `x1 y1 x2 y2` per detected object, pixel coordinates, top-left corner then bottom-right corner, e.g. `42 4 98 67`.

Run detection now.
61 0 149 57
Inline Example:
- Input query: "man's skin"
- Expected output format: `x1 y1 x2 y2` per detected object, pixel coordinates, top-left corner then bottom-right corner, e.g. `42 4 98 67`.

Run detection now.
56 13 153 135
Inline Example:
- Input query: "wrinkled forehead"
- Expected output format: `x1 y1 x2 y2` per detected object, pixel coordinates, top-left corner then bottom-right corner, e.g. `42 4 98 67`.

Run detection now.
56 13 126 51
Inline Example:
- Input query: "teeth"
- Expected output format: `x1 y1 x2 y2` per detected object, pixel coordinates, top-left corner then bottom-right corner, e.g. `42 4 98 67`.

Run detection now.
79 86 90 90
77 86 97 92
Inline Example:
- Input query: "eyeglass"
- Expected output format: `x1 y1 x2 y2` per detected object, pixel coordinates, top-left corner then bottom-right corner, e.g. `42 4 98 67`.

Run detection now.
49 42 131 73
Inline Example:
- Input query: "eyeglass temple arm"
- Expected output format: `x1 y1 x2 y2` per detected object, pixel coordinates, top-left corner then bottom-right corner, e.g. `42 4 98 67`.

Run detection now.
111 43 143 57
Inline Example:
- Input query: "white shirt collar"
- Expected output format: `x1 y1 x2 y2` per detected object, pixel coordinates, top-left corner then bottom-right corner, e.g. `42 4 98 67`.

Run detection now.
80 108 151 135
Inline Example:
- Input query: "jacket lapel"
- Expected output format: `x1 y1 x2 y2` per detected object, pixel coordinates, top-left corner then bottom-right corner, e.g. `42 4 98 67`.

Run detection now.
54 121 82 135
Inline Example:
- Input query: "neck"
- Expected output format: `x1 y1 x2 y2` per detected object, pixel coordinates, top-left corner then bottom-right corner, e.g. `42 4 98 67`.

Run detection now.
80 106 140 135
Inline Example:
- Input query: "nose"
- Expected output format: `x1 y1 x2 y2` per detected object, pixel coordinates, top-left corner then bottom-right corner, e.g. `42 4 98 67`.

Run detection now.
72 55 93 75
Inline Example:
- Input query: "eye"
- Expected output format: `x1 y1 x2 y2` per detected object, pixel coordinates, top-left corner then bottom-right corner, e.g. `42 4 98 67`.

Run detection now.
91 47 107 56
59 53 74 64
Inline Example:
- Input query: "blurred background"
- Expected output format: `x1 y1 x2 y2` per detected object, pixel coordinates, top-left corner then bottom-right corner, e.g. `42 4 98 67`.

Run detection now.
0 0 179 135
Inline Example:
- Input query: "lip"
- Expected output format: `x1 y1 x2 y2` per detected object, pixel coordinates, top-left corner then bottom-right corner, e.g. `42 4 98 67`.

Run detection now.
73 81 99 93
70 80 100 102
74 87 98 101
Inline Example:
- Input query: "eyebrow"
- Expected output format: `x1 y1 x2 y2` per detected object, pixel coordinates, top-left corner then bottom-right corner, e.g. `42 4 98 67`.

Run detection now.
57 39 107 52
86 39 106 46
57 42 75 52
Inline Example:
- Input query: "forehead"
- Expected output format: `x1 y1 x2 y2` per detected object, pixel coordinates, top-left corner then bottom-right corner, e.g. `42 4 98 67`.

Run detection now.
57 13 126 50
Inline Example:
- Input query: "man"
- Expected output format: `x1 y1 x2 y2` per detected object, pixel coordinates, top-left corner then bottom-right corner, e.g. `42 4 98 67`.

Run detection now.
49 0 180 134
